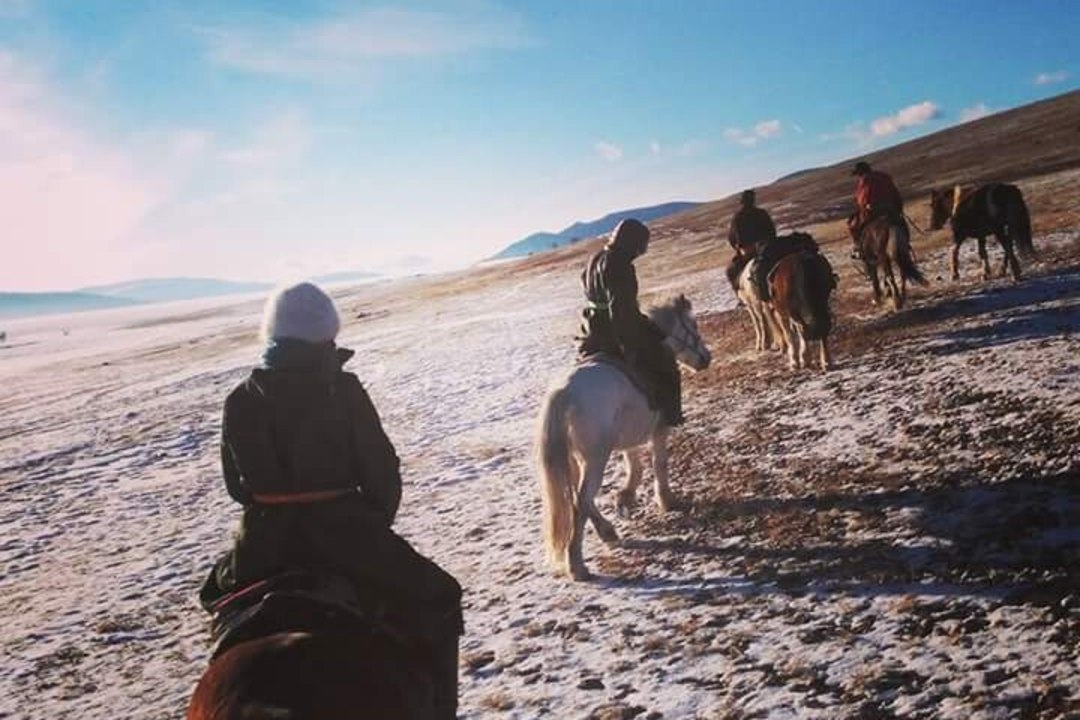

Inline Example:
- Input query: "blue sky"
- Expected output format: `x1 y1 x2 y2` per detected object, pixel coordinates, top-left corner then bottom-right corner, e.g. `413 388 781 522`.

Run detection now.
0 0 1076 291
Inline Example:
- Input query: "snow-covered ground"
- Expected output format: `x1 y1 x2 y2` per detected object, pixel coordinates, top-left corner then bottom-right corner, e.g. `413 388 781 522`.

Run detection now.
1 232 1077 718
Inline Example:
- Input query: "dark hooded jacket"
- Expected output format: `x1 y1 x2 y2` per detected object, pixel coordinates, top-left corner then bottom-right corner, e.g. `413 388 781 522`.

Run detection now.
220 346 401 522
578 219 664 358
207 343 462 642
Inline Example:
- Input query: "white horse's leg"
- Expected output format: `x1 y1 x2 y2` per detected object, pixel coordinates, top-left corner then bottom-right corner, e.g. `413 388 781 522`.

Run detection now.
796 324 808 369
650 427 679 512
569 448 611 581
616 450 645 518
747 299 767 352
775 311 797 369
586 482 620 548
745 302 760 351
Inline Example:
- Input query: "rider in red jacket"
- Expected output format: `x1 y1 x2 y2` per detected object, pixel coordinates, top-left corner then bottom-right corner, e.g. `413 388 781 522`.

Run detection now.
854 162 903 217
849 161 907 257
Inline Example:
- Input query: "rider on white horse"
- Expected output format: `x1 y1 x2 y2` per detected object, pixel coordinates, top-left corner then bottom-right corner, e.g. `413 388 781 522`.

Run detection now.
577 219 684 427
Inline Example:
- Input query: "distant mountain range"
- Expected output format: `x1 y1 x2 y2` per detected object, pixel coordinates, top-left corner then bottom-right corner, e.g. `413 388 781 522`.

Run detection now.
0 292 141 319
491 201 701 260
0 271 380 321
79 277 273 304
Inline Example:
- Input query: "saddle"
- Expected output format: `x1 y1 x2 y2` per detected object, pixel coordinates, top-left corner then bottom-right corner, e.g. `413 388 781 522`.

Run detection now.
207 572 400 660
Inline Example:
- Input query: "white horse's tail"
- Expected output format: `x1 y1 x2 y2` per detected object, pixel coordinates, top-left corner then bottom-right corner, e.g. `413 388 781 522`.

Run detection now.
537 385 576 572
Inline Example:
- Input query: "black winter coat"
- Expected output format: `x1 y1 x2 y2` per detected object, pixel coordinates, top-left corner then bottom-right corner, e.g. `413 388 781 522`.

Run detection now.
221 356 401 524
578 243 664 358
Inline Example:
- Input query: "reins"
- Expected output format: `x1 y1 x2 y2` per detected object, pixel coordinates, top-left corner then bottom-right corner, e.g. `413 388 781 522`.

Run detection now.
904 211 932 236
666 308 708 367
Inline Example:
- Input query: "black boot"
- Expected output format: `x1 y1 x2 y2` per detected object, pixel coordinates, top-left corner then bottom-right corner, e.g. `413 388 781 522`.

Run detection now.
662 373 684 427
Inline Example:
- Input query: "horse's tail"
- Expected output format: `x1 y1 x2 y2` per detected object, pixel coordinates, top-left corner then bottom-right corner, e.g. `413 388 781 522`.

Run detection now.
895 225 929 286
798 254 833 341
1007 185 1036 258
536 385 576 573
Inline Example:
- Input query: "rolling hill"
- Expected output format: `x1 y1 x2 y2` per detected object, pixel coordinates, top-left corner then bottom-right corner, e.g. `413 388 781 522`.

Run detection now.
491 201 701 259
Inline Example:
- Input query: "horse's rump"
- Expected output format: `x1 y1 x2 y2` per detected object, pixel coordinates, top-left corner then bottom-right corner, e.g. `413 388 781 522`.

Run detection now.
772 252 834 340
861 216 926 286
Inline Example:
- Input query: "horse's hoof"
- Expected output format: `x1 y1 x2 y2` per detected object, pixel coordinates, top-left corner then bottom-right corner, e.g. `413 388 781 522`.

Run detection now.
570 566 592 582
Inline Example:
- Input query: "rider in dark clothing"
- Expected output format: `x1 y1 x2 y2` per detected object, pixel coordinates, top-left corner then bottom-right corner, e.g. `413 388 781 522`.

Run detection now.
200 281 463 719
725 189 777 294
578 219 684 427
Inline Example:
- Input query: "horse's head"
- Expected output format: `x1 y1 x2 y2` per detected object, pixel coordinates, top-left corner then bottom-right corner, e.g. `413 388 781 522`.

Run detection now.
650 294 711 372
928 188 952 230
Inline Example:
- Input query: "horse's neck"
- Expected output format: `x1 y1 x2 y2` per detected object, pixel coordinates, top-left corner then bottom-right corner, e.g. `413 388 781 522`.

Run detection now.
647 307 673 338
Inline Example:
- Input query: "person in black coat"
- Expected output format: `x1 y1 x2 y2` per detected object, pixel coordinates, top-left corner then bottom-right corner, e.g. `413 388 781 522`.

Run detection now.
578 219 684 426
201 281 462 718
725 189 777 294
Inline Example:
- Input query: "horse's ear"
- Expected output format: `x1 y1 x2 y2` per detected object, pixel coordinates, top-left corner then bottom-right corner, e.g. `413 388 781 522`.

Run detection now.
678 293 691 310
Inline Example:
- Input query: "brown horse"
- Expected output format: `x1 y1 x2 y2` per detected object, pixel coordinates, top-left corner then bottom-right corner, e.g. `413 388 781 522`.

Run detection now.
188 631 435 720
851 215 927 310
929 184 1034 282
187 577 447 720
768 250 836 371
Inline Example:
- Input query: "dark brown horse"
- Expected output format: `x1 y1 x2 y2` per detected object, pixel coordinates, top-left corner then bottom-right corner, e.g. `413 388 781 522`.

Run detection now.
188 630 435 720
187 577 447 720
768 250 836 371
850 215 927 310
929 183 1034 282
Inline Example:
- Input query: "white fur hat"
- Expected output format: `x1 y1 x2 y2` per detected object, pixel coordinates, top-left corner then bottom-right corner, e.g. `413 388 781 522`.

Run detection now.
260 281 341 343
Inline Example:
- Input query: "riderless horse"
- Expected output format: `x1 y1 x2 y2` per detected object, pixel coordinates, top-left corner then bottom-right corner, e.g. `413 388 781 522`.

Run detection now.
536 295 710 581
929 183 1035 282
768 251 837 371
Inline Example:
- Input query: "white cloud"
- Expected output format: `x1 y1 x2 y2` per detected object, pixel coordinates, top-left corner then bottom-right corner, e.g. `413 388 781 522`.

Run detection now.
869 100 940 136
1034 70 1069 86
594 141 623 162
724 119 783 147
960 102 992 123
649 140 661 156
791 123 805 134
201 7 530 81
754 119 781 139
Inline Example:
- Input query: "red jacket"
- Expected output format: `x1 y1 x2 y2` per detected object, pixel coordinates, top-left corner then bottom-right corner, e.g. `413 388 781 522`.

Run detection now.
855 171 903 214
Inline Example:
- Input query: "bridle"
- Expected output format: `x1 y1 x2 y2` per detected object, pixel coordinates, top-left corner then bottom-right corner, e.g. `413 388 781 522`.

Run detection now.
664 306 710 368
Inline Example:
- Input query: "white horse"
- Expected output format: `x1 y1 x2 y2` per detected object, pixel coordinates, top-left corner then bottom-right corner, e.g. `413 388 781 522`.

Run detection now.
536 295 711 581
735 258 778 353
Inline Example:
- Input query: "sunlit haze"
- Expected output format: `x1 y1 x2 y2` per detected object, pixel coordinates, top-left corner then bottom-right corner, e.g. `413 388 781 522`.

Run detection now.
0 0 1076 291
